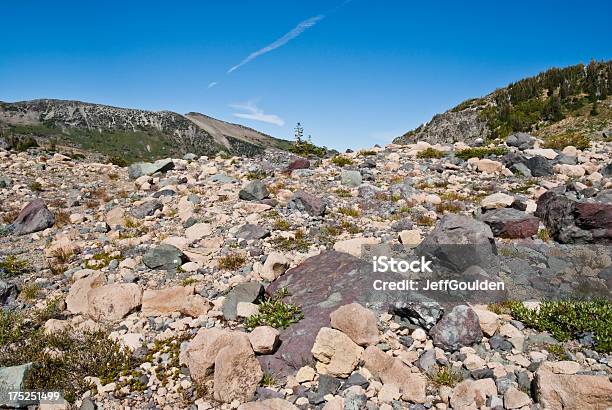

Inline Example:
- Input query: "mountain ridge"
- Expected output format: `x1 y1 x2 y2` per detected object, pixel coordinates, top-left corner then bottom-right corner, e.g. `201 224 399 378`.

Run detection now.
0 98 291 162
394 60 612 146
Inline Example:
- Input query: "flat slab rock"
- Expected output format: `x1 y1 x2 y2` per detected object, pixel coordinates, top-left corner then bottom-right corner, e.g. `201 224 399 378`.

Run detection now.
260 250 431 378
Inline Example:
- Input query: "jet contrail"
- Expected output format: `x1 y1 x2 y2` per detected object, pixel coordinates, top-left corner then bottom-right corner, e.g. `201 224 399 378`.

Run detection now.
227 14 325 74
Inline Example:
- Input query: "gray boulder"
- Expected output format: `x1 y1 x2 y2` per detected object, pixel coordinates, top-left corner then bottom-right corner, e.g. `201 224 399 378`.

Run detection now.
0 363 32 407
222 281 264 321
341 170 362 187
10 199 55 235
429 305 483 351
524 156 553 177
143 244 188 271
416 214 496 271
128 159 174 179
131 200 163 219
0 176 12 189
236 224 270 240
239 180 269 201
391 301 443 330
506 132 535 150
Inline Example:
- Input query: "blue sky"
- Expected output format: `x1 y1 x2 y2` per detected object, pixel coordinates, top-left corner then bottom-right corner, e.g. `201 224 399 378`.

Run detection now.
1 1 611 150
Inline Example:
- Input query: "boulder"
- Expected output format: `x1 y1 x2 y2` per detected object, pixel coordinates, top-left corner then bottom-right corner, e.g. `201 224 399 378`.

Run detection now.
390 301 443 330
237 224 271 240
504 386 531 409
311 327 363 377
476 159 503 173
524 155 553 177
288 190 326 216
525 148 558 160
143 244 188 270
260 252 290 281
238 399 298 410
185 223 212 241
534 369 612 410
239 180 269 201
333 236 380 257
87 283 142 321
480 193 515 209
0 363 32 407
480 208 540 238
285 158 310 172
362 346 427 403
450 378 497 409
131 200 163 219
183 328 252 385
341 170 362 187
398 229 422 246
506 132 535 150
66 271 105 315
535 190 612 243
213 340 263 403
222 282 264 321
472 307 499 337
105 206 125 228
142 286 211 317
416 214 496 272
10 199 55 235
261 251 433 378
128 158 174 179
329 303 380 346
429 305 483 351
248 326 280 354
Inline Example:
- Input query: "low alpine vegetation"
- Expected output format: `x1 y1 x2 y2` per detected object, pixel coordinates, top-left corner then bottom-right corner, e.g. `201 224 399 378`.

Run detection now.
244 289 303 330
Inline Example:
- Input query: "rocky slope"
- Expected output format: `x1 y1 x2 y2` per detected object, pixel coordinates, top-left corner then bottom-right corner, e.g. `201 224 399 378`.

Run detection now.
0 134 611 409
0 99 291 162
395 60 612 146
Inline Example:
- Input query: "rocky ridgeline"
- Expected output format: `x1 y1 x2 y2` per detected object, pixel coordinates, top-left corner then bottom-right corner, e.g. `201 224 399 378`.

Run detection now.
0 133 611 410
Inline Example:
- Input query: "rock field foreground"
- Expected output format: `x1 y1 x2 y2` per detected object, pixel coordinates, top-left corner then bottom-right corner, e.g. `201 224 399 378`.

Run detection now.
0 135 611 410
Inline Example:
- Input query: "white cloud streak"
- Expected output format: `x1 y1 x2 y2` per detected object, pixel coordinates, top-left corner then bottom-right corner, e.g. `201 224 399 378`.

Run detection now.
230 101 285 126
227 14 325 74
207 81 218 89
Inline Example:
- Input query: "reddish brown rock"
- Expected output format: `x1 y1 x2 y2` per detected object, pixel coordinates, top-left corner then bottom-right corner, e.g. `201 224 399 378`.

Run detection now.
285 158 310 172
480 208 539 238
10 199 55 235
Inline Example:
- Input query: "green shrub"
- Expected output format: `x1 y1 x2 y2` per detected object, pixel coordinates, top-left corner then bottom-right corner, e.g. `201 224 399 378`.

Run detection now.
331 156 354 167
431 366 461 387
357 150 377 156
288 141 326 158
417 147 445 159
543 133 590 150
506 299 612 353
0 304 133 403
270 229 311 252
244 289 303 330
109 155 129 167
456 147 508 160
0 256 30 278
28 181 43 192
218 253 246 270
